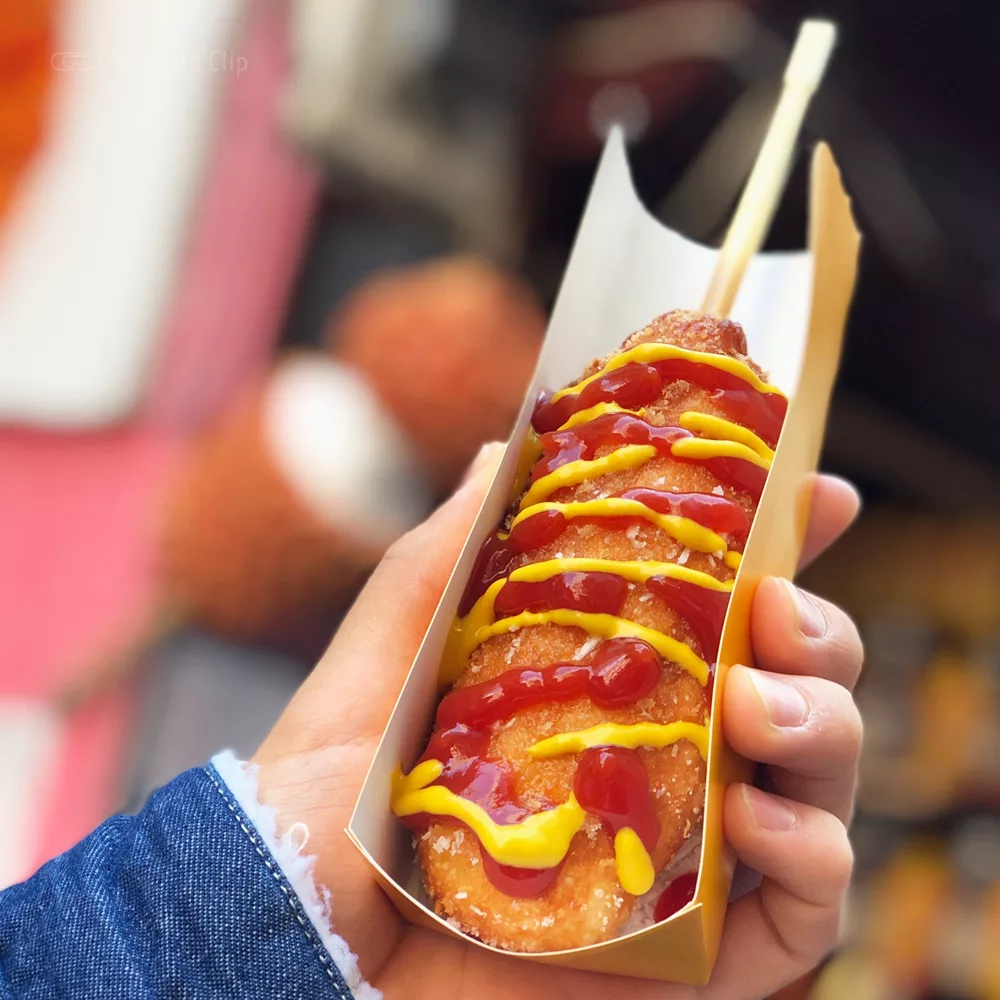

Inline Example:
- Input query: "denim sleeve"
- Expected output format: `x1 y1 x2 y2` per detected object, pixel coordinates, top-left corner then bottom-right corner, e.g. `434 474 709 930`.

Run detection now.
0 764 360 1000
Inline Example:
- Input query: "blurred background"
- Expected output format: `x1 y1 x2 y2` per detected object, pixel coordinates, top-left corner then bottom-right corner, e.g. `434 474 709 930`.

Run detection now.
1 1 998 997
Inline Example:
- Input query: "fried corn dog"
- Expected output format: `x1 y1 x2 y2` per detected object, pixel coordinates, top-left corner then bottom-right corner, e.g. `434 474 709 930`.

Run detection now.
391 310 786 952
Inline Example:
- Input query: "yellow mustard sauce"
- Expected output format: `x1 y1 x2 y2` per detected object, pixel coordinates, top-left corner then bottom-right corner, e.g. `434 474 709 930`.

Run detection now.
389 721 709 895
391 760 587 869
510 496 730 556
443 606 709 687
520 445 658 509
614 827 656 895
522 409 772 509
678 412 775 463
440 557 727 685
556 401 645 430
528 720 710 761
548 341 783 405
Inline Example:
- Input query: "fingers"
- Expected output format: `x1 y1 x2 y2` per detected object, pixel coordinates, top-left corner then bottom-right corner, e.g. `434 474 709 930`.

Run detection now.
745 580 864 820
727 785 853 926
797 473 861 571
271 442 505 747
723 666 862 822
704 786 852 999
750 577 863 690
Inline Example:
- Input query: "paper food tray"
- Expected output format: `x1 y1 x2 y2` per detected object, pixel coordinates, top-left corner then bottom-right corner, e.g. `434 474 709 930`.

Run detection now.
348 127 860 984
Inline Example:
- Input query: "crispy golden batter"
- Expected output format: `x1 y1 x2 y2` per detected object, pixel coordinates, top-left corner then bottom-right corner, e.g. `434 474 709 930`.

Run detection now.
417 310 766 951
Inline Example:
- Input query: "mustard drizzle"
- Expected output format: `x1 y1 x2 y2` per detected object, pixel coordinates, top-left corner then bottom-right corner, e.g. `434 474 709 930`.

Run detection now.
511 497 730 558
391 761 587 870
678 412 774 463
442 606 708 687
529 720 710 761
522 409 773 509
548 341 783 404
391 720 710 893
520 446 657 509
556 401 645 430
440 557 727 685
615 828 655 895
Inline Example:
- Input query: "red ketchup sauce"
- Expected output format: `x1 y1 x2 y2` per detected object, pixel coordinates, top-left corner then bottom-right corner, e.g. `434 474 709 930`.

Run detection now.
479 854 563 896
574 746 660 859
458 533 521 617
646 577 729 662
492 571 628 620
402 638 663 897
533 413 767 502
458 488 747 616
653 871 698 922
531 360 786 447
403 723 560 896
489 569 725 667
618 488 751 541
436 638 662 731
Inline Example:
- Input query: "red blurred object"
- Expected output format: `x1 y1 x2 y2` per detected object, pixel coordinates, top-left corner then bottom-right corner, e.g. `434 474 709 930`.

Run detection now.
0 426 181 868
330 257 546 490
158 377 371 646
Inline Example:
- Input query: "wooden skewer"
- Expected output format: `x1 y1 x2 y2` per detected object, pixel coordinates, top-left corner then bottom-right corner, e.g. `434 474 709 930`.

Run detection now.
701 19 837 318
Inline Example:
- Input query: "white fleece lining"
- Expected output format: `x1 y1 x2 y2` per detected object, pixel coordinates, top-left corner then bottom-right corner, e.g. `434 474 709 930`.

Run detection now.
211 752 382 1000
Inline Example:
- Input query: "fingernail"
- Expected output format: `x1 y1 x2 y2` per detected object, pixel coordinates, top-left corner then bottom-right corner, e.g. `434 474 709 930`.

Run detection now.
743 785 798 832
459 441 503 490
748 670 810 728
783 579 828 638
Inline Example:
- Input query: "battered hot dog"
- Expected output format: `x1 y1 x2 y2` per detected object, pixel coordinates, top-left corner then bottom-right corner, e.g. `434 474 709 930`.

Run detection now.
391 310 786 952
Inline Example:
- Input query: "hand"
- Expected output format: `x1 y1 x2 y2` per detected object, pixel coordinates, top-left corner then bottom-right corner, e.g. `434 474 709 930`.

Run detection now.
253 443 863 1000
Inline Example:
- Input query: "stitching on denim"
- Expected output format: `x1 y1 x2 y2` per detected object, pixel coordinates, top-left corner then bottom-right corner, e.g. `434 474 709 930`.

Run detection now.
203 765 353 1000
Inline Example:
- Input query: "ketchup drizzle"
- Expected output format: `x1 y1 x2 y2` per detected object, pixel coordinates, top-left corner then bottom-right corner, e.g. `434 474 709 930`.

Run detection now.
646 577 729 661
616 488 751 541
481 568 726 663
653 871 698 922
534 413 767 501
459 533 520 617
457 487 748 616
574 746 660 857
531 359 786 447
480 853 563 897
506 487 749 557
436 638 662 731
403 639 665 898
493 571 629 620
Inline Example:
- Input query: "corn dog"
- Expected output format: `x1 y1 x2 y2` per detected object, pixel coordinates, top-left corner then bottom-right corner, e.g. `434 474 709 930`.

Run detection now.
391 309 786 952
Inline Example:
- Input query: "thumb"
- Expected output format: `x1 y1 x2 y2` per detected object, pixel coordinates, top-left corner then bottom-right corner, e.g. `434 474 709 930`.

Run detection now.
269 441 505 750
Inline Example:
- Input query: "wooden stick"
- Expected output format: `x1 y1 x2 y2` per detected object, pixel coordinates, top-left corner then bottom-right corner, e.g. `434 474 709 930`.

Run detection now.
701 19 837 318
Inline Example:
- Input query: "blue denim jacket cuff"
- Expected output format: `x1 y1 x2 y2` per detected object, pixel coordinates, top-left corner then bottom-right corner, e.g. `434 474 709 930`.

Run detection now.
209 752 381 1000
1 761 375 998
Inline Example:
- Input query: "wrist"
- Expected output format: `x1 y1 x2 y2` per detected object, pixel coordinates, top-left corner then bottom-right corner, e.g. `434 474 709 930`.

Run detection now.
214 751 381 1000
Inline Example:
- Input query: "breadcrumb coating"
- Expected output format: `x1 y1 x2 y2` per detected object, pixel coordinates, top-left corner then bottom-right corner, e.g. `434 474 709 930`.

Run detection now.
417 310 767 951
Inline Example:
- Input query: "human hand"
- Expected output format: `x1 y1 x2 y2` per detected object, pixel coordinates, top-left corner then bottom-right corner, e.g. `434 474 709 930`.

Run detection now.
253 443 862 999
